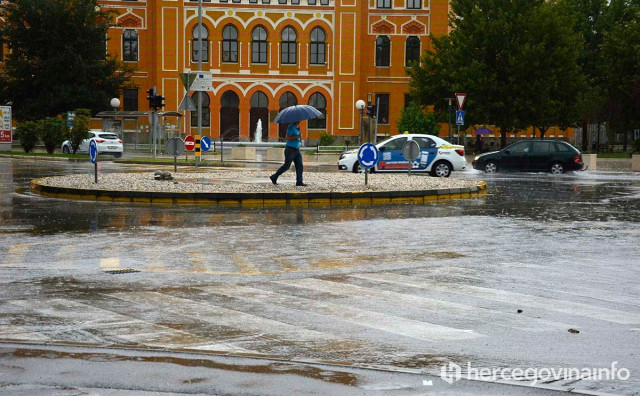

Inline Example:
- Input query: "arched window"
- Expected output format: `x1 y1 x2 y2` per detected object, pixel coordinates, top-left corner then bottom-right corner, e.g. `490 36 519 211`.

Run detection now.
279 91 298 109
222 25 238 63
376 36 390 66
405 36 420 66
310 27 326 65
192 25 209 62
281 26 297 65
221 90 240 107
250 91 269 108
190 92 210 127
252 26 268 64
123 29 138 61
308 93 326 129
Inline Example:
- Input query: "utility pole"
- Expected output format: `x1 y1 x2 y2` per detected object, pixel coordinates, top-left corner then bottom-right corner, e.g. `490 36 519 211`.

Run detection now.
196 0 203 167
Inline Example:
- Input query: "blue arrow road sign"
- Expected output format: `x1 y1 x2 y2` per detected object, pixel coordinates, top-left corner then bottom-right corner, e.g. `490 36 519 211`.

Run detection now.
89 140 98 164
456 110 465 126
200 136 211 152
358 143 379 169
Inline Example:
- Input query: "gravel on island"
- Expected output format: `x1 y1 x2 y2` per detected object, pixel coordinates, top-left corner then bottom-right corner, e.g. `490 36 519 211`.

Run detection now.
36 169 481 193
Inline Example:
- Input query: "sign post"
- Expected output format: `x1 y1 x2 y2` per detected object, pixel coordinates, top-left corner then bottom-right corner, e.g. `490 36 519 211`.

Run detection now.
0 106 11 151
455 93 466 145
357 143 379 186
402 140 421 176
166 137 185 173
89 140 98 183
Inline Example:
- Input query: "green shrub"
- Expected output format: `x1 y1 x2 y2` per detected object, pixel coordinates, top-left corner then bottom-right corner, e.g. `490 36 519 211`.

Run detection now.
39 117 67 154
68 108 91 154
319 131 335 146
397 104 438 135
15 121 40 153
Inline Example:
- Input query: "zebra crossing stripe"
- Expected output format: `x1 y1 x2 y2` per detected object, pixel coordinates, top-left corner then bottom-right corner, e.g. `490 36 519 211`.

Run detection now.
110 291 359 350
353 273 640 324
8 298 248 353
0 325 51 342
199 285 482 342
276 278 571 332
231 253 261 274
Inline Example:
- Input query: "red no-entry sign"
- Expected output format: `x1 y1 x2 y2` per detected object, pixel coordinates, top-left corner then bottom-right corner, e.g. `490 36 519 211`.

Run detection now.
185 135 195 151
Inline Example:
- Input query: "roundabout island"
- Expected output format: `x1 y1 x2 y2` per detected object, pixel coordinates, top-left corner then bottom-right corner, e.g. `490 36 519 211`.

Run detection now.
30 168 487 206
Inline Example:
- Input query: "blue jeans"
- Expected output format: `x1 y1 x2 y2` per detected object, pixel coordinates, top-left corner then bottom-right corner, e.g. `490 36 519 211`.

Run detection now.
272 147 303 185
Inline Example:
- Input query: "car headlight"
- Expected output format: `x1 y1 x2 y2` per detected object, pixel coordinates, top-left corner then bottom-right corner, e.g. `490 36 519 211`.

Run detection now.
474 156 480 161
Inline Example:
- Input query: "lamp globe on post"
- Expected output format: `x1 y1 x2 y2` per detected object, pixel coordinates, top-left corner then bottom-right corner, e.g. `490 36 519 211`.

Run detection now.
110 97 121 138
355 99 366 145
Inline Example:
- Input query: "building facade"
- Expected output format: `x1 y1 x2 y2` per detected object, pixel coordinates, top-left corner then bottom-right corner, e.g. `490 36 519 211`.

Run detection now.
99 0 448 142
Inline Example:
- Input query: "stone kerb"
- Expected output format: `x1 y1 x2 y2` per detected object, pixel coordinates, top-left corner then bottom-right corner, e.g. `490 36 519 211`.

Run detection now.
632 155 640 172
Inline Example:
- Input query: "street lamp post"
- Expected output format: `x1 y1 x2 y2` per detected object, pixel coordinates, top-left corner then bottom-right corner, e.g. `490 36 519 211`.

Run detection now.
110 97 121 139
355 99 365 145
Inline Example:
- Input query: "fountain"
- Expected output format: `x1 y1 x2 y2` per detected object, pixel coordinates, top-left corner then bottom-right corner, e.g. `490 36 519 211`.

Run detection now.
254 119 262 143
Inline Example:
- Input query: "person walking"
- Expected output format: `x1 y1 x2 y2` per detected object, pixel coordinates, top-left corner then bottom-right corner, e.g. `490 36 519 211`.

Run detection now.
475 134 484 154
270 121 307 186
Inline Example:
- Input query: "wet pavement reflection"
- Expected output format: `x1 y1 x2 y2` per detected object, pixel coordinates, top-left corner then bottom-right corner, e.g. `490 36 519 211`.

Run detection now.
1 158 639 395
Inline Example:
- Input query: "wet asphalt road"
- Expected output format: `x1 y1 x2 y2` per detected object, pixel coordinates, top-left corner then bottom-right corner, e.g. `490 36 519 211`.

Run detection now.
0 157 639 395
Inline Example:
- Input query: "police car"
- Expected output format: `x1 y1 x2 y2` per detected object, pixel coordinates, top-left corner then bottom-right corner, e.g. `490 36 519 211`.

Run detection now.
338 134 466 177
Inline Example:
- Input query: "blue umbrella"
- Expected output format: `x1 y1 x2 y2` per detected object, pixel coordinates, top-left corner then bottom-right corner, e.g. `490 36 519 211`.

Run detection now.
474 127 492 135
273 105 322 124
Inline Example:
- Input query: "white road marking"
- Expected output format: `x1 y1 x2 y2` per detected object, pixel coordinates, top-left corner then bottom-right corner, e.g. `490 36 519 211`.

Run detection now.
416 266 640 306
277 278 571 331
353 273 640 324
0 325 51 341
199 285 482 342
110 291 358 350
8 298 248 353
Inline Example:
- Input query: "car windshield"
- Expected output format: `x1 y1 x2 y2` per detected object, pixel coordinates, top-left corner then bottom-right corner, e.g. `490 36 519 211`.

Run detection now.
99 134 118 140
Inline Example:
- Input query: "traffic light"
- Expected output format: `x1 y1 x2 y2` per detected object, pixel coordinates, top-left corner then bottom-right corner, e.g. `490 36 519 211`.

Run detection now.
155 94 165 109
146 87 157 109
366 105 377 118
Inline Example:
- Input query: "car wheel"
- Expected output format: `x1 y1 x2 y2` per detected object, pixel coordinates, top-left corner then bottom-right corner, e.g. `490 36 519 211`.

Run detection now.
114 153 122 159
430 161 452 177
484 161 498 173
62 145 70 154
353 162 360 173
550 162 564 174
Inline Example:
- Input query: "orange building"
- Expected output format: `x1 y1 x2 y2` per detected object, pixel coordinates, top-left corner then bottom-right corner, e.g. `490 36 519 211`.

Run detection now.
99 0 447 142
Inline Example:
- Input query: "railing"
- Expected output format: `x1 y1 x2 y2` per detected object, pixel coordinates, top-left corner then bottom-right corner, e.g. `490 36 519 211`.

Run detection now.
316 145 351 154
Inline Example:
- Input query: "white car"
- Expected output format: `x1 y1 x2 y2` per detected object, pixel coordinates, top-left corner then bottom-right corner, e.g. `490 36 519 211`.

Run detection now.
62 131 123 158
338 134 466 177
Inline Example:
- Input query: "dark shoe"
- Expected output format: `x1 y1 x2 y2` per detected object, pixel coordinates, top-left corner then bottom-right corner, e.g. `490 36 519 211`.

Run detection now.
270 175 277 185
296 183 308 187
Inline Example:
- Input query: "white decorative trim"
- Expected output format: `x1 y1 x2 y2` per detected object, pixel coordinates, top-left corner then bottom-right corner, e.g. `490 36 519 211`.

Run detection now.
339 12 356 76
161 7 179 72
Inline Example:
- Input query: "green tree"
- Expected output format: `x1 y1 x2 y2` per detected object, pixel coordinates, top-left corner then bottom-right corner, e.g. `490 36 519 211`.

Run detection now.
397 104 439 135
15 121 40 153
599 0 640 151
0 0 132 121
409 0 584 148
68 108 90 154
512 1 585 138
38 117 68 154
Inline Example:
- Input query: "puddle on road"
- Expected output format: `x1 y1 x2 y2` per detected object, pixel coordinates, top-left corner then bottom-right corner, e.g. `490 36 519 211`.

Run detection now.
6 348 358 386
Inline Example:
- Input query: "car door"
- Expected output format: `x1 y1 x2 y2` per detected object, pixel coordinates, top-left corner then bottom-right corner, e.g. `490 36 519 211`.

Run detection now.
78 133 95 153
413 136 438 171
376 137 408 171
497 141 532 171
529 141 554 171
